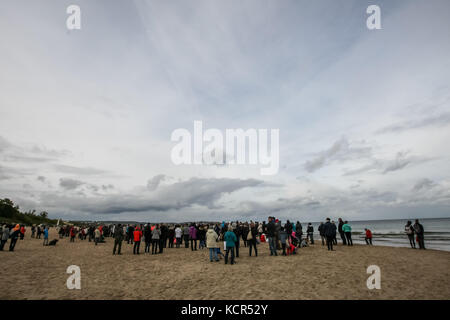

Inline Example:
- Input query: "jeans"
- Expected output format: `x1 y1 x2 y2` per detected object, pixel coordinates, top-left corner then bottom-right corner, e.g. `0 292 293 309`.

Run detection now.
234 239 240 257
248 239 257 256
9 238 18 251
308 233 314 244
345 232 353 246
114 239 123 254
326 236 334 251
407 234 416 248
184 235 189 248
159 239 164 253
281 243 286 255
225 246 235 264
209 248 219 261
152 239 159 254
133 240 140 254
365 237 372 245
176 237 181 248
340 231 347 245
43 238 49 246
145 240 151 253
268 237 277 255
0 240 7 250
190 239 197 251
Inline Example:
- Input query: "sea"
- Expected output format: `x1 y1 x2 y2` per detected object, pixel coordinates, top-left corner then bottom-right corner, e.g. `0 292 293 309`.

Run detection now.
307 217 450 252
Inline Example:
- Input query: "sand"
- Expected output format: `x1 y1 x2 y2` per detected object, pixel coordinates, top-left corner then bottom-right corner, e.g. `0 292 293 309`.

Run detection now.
0 228 449 300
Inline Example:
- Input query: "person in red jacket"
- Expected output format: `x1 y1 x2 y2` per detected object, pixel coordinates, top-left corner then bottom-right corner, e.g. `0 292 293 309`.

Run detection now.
70 226 76 242
133 226 143 255
364 228 373 245
20 226 26 240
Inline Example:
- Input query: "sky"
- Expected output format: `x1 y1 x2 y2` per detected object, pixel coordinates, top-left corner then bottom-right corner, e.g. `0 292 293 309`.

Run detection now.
1 0 450 222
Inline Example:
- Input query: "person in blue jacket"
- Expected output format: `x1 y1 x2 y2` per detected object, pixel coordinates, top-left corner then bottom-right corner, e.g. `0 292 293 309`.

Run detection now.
224 225 237 265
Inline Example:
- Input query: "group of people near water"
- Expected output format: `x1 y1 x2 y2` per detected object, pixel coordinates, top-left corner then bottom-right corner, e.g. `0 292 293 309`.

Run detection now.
0 217 427 258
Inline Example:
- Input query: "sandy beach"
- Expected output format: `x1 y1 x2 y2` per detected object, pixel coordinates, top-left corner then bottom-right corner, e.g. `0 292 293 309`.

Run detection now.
0 228 449 300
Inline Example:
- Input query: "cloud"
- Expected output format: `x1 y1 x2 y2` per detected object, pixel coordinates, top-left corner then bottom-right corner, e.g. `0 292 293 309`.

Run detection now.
37 176 46 182
147 174 167 191
59 178 85 190
377 112 450 134
54 165 108 175
413 178 436 192
304 138 372 173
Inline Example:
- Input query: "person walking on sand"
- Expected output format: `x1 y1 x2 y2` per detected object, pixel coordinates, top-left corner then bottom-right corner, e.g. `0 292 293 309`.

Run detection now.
113 224 124 255
404 220 415 249
248 222 258 257
323 218 336 251
43 226 49 246
206 225 219 262
224 225 237 265
413 219 425 249
9 224 20 251
189 224 198 251
364 228 373 245
151 224 161 254
342 221 353 246
338 218 346 245
133 226 142 255
0 225 9 251
175 225 182 248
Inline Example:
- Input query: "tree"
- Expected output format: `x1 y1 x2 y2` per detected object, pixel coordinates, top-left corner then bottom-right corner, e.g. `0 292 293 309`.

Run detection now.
39 211 48 219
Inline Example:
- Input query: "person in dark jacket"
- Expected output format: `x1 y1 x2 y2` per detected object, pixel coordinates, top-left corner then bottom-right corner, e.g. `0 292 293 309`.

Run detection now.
338 218 346 245
113 224 124 255
183 224 190 248
9 224 20 251
279 227 288 256
233 223 241 257
323 218 337 251
318 222 325 246
144 224 152 253
413 219 425 249
248 222 258 257
306 223 314 244
267 217 277 256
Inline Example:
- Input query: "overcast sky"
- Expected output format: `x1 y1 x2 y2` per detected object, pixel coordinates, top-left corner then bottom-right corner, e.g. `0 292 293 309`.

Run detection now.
1 0 450 222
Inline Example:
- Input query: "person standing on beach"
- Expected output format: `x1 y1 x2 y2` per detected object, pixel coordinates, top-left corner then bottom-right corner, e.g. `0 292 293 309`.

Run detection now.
189 224 198 251
338 218 346 245
279 227 288 255
413 219 425 249
224 225 237 265
94 227 101 245
267 217 277 256
323 218 336 251
144 224 152 253
206 225 219 262
151 224 161 254
70 226 76 242
404 221 416 249
0 225 9 251
306 223 314 244
175 225 182 248
342 221 353 246
318 222 325 246
133 226 142 254
364 228 373 245
248 222 258 257
43 226 49 246
183 224 190 248
113 224 124 255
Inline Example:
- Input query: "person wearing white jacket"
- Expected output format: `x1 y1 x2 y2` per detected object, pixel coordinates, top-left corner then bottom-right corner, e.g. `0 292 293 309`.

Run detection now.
206 226 219 262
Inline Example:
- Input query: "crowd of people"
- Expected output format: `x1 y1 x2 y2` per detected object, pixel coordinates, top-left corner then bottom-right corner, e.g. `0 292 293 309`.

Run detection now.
0 217 427 258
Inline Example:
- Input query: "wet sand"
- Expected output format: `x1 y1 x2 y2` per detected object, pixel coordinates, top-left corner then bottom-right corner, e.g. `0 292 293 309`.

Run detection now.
0 228 449 300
